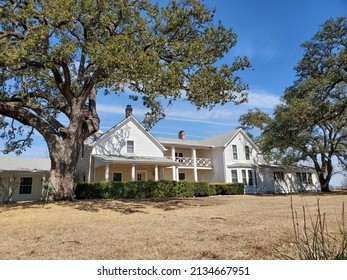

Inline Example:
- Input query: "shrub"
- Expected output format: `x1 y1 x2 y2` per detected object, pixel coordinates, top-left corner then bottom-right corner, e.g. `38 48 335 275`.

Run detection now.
281 198 347 260
74 182 104 199
210 183 244 195
74 181 244 200
208 184 217 196
193 181 210 197
176 181 195 197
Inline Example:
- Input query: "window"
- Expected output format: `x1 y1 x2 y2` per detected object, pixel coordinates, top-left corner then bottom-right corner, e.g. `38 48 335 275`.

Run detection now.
308 173 313 185
19 177 32 194
242 170 247 184
297 172 313 184
127 140 134 153
231 170 238 183
296 172 302 182
175 152 183 163
81 143 85 159
179 173 186 181
113 173 122 182
274 172 284 181
254 170 258 187
232 145 238 160
136 171 146 181
248 170 253 186
245 145 250 160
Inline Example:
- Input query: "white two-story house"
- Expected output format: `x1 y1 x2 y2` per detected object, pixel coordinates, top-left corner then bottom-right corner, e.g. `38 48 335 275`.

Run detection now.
0 106 320 202
76 106 320 194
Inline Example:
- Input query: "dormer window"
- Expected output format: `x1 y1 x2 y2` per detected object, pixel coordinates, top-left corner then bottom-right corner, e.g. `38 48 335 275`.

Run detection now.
127 140 134 153
245 145 250 160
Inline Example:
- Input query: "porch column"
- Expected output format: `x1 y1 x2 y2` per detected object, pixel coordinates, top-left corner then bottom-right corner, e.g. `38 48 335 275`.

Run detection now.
192 148 198 182
171 146 176 181
105 163 109 181
154 165 159 181
131 164 136 181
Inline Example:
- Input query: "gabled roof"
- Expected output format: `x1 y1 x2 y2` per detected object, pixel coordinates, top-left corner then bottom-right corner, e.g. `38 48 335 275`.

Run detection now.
202 128 259 151
0 158 50 172
90 115 167 152
158 128 259 151
200 130 239 147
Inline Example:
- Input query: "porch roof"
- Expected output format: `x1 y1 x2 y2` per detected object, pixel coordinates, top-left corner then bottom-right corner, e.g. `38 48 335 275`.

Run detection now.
227 162 258 168
93 154 179 166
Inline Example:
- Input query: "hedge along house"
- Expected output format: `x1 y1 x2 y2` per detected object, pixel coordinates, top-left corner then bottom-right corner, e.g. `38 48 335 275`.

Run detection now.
76 106 321 194
0 158 50 202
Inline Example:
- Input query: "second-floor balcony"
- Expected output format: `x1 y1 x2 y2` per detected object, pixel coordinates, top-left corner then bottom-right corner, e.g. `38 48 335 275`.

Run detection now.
166 156 212 168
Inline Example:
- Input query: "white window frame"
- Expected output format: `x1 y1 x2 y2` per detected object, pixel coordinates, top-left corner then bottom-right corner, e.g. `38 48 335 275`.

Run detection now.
232 145 238 160
126 140 135 154
19 177 32 195
231 169 238 183
245 145 250 160
136 170 147 181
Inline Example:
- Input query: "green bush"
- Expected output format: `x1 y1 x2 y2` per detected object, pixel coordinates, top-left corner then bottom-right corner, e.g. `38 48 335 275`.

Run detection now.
193 181 210 197
74 181 244 200
210 183 244 195
208 184 217 196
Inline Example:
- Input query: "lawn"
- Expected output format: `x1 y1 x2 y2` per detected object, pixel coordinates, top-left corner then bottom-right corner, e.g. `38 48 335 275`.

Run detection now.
0 193 346 260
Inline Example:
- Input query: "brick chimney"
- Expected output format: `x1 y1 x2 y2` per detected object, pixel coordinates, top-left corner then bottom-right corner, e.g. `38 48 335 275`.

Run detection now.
125 105 133 118
178 130 186 140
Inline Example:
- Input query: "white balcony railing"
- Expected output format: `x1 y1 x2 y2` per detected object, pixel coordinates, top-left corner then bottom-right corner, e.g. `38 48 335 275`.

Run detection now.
167 156 212 168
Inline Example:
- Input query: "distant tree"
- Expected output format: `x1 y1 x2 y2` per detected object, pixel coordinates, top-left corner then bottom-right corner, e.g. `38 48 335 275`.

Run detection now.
0 0 250 199
240 17 347 192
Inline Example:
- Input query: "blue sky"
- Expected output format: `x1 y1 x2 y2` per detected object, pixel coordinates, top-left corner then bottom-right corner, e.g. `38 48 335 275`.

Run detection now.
1 0 346 184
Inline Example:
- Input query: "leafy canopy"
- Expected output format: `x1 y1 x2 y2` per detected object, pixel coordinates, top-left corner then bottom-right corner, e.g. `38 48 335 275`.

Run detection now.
240 17 346 186
0 0 251 155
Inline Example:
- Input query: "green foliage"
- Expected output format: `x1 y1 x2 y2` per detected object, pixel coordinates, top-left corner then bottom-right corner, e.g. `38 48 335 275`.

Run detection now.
239 17 347 191
74 181 244 199
0 0 250 153
193 181 209 197
210 183 244 195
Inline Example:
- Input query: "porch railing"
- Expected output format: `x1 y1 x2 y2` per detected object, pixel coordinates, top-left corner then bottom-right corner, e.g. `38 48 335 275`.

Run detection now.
166 156 212 167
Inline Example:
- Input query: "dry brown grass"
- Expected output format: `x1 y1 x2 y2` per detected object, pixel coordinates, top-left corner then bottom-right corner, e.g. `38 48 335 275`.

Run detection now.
0 193 346 260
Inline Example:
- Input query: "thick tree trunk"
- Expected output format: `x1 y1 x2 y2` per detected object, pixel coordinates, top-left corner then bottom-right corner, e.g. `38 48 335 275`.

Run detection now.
48 138 80 200
320 178 331 192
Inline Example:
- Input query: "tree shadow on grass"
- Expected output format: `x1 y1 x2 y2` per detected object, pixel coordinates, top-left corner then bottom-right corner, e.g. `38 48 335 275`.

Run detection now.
58 199 149 214
0 201 53 213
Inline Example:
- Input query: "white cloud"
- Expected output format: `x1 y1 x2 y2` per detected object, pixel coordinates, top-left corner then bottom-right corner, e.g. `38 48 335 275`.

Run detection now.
95 88 281 127
246 89 282 109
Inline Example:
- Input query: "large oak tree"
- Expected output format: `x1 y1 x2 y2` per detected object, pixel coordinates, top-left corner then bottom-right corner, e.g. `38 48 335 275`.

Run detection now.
0 0 250 199
240 17 347 192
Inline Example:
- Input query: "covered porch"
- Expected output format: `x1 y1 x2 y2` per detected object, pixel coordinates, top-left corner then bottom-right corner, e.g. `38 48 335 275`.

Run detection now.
90 155 179 182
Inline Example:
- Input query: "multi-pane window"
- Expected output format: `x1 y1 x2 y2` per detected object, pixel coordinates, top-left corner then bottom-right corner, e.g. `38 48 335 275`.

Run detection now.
245 146 250 160
136 171 146 181
127 140 134 153
242 170 247 185
296 172 313 185
274 172 284 181
19 177 32 194
232 145 238 160
113 173 122 182
231 170 238 182
248 170 253 186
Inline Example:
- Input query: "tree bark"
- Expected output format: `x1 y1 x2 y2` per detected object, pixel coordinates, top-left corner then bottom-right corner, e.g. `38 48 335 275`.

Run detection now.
48 139 80 200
